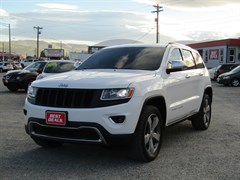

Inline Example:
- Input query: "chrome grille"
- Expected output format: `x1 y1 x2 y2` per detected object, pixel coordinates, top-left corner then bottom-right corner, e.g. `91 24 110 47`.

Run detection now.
35 88 101 108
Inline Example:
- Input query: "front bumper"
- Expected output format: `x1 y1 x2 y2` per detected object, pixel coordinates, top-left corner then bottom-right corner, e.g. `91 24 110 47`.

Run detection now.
2 78 23 88
25 118 135 145
217 77 231 84
24 96 143 143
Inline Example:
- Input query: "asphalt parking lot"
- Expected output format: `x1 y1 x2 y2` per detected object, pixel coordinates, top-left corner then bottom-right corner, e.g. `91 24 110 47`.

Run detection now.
0 73 239 180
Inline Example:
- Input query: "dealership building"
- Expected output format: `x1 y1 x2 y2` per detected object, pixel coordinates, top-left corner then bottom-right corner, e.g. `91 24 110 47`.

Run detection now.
188 39 240 68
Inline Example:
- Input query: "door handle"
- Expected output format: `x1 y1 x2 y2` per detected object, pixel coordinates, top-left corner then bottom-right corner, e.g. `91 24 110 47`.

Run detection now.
199 72 204 76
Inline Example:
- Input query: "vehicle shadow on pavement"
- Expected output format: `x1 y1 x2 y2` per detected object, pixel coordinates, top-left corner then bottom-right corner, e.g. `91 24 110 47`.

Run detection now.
0 89 27 94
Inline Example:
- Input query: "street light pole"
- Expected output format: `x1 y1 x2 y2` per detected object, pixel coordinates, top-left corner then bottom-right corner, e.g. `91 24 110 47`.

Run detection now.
152 4 163 44
33 26 43 59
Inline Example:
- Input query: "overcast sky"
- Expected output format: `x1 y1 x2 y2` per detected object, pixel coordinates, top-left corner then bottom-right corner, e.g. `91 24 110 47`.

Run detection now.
1 0 240 45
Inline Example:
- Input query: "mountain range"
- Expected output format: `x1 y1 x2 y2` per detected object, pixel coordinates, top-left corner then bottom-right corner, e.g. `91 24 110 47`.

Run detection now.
0 40 88 58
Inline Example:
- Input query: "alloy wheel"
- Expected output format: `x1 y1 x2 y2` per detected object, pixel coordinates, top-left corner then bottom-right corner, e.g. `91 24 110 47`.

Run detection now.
144 113 161 156
203 99 211 127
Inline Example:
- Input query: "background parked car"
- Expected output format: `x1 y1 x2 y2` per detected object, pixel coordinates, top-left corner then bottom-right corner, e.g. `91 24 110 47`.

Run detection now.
208 67 217 80
0 62 14 72
217 65 240 87
36 60 75 80
214 64 240 80
2 61 47 91
11 61 23 70
20 59 40 68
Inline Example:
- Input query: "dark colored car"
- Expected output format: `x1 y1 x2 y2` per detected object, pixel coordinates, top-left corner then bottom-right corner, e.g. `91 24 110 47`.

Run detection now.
217 65 240 87
2 61 47 91
214 64 240 80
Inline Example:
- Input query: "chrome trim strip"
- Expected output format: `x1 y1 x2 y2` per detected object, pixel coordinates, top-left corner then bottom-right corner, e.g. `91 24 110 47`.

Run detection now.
29 122 107 145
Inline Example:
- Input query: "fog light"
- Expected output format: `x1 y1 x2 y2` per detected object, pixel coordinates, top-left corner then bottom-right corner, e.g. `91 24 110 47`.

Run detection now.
110 116 125 123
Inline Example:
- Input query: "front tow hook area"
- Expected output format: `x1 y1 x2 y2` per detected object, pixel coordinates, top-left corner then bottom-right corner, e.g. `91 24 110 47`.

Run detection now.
23 109 27 116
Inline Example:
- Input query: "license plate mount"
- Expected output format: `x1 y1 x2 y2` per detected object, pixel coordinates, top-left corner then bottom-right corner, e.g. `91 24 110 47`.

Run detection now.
46 111 67 125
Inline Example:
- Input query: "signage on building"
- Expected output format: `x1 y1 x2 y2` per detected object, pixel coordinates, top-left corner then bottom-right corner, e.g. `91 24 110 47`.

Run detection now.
44 49 64 57
209 49 219 60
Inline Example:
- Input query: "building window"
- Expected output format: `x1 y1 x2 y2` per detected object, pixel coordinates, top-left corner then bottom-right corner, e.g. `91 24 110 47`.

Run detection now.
220 49 224 62
228 48 236 63
205 50 208 63
197 49 203 57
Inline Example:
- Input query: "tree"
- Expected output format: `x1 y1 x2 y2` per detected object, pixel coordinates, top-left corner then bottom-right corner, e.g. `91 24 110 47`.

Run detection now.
40 50 45 58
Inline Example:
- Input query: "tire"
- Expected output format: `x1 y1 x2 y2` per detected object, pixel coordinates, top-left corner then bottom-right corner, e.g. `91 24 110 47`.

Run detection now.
32 138 63 148
231 78 240 87
7 86 18 92
191 94 211 130
129 105 163 162
0 68 2 73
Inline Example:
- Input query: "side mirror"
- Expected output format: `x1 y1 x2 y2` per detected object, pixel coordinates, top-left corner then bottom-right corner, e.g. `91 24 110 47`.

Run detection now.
166 60 187 74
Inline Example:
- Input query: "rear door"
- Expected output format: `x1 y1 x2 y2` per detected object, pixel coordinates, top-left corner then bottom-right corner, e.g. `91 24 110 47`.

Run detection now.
181 49 204 112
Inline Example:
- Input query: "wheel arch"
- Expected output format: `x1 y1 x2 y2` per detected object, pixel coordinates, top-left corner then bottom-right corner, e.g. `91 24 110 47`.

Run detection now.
142 96 167 128
204 86 213 104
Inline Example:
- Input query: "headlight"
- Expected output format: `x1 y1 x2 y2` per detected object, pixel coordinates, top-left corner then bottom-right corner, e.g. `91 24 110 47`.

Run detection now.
4 75 11 80
27 86 38 104
223 76 230 79
16 76 21 80
101 88 134 100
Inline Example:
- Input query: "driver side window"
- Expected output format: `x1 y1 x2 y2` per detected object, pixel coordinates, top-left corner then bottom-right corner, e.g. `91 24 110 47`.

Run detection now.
167 48 184 69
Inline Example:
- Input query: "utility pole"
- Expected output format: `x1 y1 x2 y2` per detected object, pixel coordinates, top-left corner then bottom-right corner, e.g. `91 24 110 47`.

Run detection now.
9 24 11 60
33 26 43 59
2 42 4 61
152 4 163 44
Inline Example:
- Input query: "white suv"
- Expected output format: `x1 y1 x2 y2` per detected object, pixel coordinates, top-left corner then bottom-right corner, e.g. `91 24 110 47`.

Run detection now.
24 43 212 162
0 61 14 72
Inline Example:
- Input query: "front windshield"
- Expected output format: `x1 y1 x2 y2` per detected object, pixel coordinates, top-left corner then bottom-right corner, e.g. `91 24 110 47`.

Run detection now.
24 62 46 71
77 47 166 71
231 65 240 73
43 62 75 73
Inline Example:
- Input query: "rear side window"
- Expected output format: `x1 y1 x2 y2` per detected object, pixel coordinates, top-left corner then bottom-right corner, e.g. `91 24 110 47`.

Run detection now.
192 51 205 68
181 49 196 69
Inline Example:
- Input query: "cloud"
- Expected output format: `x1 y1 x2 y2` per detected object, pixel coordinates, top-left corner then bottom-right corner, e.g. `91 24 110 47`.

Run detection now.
36 3 78 10
3 1 240 46
132 0 240 7
0 9 9 17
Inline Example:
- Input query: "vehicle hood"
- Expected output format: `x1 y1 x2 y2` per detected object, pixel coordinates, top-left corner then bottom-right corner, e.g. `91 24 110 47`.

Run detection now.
6 70 23 75
32 69 156 89
6 69 33 76
219 71 233 77
36 73 55 80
